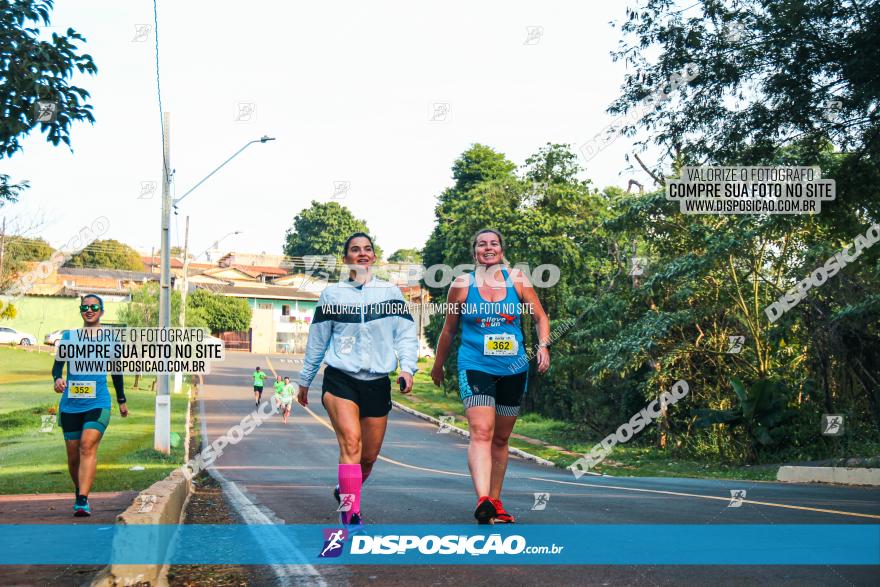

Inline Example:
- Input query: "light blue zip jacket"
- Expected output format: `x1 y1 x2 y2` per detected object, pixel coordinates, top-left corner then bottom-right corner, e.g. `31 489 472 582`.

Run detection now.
298 277 419 388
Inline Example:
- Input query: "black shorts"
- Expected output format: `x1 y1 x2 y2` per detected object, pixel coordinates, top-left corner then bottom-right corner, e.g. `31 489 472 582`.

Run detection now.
59 408 111 440
253 385 263 393
321 365 392 418
458 369 528 416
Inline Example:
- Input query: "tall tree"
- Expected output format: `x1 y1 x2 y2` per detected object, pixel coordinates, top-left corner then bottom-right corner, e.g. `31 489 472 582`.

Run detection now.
187 288 252 332
388 248 422 263
283 201 381 259
64 239 145 271
1 0 97 204
422 144 519 300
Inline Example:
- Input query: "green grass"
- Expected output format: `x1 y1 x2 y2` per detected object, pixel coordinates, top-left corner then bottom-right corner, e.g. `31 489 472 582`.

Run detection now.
0 347 189 494
394 358 776 481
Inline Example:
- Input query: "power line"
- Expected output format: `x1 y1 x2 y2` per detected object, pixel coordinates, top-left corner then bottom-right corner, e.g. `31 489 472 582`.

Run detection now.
152 0 168 184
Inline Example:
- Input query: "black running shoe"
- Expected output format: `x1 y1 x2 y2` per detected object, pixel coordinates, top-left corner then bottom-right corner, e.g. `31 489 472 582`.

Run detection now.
474 496 496 525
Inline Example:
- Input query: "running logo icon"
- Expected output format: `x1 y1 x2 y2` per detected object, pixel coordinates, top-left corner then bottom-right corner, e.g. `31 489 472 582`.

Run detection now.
336 493 355 513
39 415 56 433
438 415 454 433
728 489 746 507
727 335 745 354
319 528 348 558
532 492 549 511
822 414 844 436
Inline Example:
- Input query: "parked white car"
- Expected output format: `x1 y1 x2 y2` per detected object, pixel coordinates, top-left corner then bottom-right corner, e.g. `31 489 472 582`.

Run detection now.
45 329 67 346
419 339 435 359
0 326 37 345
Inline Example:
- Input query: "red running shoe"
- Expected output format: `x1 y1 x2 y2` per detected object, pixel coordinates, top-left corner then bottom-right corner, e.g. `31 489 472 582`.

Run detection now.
474 495 496 524
490 498 515 523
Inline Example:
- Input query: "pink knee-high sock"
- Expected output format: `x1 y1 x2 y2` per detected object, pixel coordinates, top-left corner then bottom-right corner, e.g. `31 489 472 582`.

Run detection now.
338 463 362 522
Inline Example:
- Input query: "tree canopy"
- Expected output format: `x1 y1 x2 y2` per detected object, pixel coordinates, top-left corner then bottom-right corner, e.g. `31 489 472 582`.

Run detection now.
388 248 422 263
64 239 145 271
0 0 97 205
283 201 382 260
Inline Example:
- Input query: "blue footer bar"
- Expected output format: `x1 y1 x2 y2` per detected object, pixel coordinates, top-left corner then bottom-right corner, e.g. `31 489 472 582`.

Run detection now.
1 525 878 565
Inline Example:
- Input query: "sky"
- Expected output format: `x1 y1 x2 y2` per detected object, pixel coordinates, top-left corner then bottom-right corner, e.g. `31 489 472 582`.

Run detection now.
4 0 655 261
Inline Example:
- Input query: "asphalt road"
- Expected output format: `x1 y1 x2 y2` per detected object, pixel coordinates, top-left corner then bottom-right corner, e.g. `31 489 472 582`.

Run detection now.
197 352 880 586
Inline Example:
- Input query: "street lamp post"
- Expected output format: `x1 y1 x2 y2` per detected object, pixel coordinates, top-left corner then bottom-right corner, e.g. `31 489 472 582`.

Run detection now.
155 128 275 454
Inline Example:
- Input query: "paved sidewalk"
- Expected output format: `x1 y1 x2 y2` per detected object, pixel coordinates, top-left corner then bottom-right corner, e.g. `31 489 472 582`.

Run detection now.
0 491 136 587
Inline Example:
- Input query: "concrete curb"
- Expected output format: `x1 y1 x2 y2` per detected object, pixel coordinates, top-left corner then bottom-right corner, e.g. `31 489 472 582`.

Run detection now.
777 465 880 486
391 400 557 468
92 386 194 587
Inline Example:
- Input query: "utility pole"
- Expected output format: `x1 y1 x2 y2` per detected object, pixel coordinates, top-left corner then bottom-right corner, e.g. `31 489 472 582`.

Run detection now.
0 217 6 279
155 111 172 454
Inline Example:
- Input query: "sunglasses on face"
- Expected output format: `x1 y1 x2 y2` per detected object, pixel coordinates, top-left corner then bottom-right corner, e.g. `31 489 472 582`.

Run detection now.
80 304 102 312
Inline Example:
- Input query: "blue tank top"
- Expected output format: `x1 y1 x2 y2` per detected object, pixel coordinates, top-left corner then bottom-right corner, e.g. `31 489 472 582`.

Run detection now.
58 329 111 413
457 268 528 375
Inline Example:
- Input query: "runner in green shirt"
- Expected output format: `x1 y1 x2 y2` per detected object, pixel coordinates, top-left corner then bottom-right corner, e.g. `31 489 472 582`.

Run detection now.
279 376 294 424
272 375 284 412
251 366 267 407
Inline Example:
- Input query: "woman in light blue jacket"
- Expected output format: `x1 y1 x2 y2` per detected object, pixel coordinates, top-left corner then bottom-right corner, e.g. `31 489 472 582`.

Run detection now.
297 233 418 528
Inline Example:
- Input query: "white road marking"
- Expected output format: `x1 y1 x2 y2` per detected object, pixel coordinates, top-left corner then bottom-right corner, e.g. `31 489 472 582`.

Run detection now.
199 395 327 586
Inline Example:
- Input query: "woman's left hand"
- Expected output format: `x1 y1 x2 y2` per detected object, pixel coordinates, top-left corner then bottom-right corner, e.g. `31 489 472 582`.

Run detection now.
119 402 129 417
537 347 550 373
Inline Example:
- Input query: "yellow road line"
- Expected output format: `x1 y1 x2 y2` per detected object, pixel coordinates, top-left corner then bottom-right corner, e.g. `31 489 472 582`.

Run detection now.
526 475 880 520
265 357 878 519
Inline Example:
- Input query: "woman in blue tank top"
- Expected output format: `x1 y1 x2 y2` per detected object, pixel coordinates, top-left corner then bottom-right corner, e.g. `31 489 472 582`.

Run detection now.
431 228 551 524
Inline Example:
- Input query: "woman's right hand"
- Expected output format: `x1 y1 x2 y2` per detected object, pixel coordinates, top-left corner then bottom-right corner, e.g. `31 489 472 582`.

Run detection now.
54 378 66 393
430 364 443 387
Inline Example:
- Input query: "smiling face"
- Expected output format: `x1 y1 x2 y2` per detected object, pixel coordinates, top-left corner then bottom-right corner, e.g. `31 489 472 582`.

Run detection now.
79 295 104 327
344 236 376 270
473 231 504 267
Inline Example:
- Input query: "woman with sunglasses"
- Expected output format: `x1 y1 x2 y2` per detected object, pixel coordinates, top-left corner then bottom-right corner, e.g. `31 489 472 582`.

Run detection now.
297 233 419 529
52 294 129 516
431 228 550 524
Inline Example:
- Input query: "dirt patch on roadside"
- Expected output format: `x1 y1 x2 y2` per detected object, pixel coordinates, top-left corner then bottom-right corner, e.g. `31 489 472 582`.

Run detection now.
166 473 257 586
